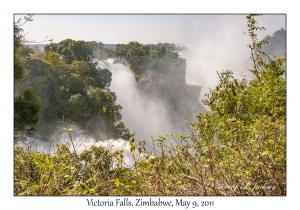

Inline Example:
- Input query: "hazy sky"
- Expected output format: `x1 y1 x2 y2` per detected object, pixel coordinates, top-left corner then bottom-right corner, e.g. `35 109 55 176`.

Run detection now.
14 14 286 47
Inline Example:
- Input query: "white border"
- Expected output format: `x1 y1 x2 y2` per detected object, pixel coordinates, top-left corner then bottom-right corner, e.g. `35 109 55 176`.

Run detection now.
2 1 298 209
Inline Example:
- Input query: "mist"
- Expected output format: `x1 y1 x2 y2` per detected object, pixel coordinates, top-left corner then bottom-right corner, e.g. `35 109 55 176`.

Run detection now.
179 16 255 106
22 135 143 168
98 60 177 141
100 16 257 140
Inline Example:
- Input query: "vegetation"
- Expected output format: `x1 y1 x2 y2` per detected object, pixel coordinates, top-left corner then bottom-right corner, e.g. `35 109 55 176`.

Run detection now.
110 40 205 127
14 15 285 196
16 32 197 140
112 41 185 79
16 38 129 141
14 15 42 141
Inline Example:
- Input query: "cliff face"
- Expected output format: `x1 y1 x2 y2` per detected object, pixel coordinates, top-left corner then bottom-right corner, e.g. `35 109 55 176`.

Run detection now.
261 28 286 59
98 42 206 132
137 59 206 129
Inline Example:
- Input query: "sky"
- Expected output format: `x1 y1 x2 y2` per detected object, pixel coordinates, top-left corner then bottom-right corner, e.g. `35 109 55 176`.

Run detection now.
14 14 286 47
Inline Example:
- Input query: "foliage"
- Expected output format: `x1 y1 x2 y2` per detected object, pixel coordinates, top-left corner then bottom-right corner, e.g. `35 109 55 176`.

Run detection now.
14 15 285 196
14 89 42 140
17 39 129 140
114 42 150 74
14 20 26 82
14 54 25 82
14 141 128 196
14 15 42 141
44 39 98 67
112 42 184 78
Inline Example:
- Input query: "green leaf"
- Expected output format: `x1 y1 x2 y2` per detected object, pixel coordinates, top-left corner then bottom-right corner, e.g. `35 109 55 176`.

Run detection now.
129 141 135 152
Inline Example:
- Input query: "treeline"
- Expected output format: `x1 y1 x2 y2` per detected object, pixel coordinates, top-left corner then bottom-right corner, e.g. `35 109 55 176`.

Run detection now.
14 25 129 141
30 40 188 83
95 41 186 77
94 42 187 51
114 42 186 80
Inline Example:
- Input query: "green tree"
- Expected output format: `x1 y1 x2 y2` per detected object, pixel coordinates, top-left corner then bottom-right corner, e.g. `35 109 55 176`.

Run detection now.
45 39 96 67
14 22 25 82
67 93 90 121
18 38 128 140
88 87 124 138
14 16 42 141
14 89 42 139
115 41 150 75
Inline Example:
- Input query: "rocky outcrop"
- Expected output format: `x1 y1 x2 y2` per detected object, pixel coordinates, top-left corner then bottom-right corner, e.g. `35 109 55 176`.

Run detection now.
137 59 206 128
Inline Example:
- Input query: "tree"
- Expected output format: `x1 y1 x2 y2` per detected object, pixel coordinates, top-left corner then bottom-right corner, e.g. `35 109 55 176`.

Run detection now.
18 38 128 140
14 22 25 82
14 89 42 139
14 15 42 141
115 41 151 75
45 39 97 67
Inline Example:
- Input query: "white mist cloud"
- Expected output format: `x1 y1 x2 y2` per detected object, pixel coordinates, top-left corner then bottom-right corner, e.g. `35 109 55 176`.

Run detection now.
76 138 145 168
108 63 174 141
181 15 254 105
22 135 144 168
